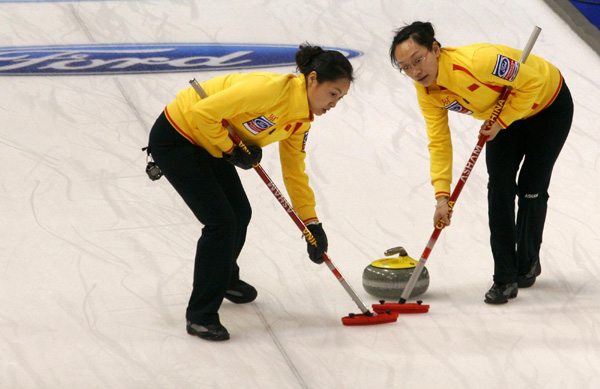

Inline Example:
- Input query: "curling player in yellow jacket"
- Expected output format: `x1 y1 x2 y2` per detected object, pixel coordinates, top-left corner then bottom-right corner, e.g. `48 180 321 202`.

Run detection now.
390 22 573 304
146 44 354 341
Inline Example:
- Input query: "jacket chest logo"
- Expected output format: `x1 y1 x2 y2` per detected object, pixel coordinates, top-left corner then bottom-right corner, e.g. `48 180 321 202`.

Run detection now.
492 55 519 81
443 100 473 115
243 116 276 135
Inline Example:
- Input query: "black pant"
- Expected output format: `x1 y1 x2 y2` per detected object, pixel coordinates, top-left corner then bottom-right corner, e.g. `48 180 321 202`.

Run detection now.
485 81 573 283
148 112 251 325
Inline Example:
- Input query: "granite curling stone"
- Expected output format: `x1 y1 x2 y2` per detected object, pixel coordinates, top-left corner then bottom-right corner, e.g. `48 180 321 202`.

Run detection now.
362 246 430 299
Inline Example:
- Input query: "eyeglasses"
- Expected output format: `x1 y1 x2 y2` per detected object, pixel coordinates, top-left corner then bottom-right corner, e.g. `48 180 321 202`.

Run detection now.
398 49 431 74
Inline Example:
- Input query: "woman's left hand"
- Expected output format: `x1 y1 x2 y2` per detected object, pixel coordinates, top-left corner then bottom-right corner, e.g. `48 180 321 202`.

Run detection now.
434 197 451 228
479 120 504 141
305 222 328 264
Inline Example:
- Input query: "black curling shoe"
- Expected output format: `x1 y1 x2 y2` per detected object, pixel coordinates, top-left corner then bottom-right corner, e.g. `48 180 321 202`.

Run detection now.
484 282 518 304
517 261 542 288
186 321 230 341
224 280 257 304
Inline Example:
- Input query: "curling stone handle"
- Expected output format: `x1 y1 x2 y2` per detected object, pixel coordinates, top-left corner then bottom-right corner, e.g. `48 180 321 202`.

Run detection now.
384 246 408 257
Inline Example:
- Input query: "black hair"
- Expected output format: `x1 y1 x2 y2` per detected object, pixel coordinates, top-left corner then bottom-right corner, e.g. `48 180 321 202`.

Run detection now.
295 43 354 83
389 21 441 70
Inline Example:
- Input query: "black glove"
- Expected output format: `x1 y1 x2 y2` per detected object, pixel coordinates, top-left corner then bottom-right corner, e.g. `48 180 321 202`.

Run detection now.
223 145 262 170
306 223 328 264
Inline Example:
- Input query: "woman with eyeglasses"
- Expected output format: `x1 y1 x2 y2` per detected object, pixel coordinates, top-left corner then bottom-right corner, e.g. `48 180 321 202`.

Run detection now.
389 21 573 304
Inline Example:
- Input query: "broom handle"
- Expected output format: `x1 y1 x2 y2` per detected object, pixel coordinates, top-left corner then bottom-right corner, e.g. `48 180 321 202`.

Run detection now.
398 26 542 303
189 79 372 315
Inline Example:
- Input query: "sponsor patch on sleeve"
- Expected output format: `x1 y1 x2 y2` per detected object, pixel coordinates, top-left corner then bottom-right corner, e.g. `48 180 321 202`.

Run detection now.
302 132 309 153
243 116 275 135
492 55 519 82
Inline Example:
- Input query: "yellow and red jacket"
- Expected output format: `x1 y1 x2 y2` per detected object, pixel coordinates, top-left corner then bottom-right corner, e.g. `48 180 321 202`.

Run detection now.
164 72 318 223
415 44 563 198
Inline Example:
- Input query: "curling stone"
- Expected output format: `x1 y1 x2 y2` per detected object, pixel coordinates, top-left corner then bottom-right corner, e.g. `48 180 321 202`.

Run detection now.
362 246 430 299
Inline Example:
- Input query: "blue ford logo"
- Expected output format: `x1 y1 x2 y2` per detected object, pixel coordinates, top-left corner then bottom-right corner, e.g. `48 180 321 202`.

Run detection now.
253 118 271 129
498 57 509 76
0 43 362 76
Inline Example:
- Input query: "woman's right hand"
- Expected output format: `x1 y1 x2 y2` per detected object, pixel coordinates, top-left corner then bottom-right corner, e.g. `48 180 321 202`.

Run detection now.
434 197 451 227
223 145 262 169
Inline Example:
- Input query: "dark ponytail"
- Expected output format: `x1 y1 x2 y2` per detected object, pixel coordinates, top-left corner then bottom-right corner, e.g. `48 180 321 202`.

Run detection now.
295 43 354 83
389 21 440 70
